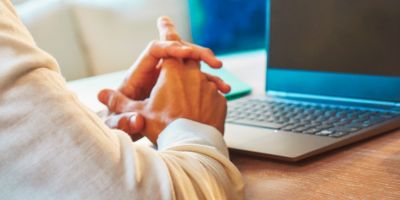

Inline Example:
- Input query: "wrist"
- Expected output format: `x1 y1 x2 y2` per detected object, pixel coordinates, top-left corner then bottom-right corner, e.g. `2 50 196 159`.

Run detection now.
157 118 229 157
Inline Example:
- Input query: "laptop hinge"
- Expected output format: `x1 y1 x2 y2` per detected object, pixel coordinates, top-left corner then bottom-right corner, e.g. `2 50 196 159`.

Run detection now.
268 91 400 109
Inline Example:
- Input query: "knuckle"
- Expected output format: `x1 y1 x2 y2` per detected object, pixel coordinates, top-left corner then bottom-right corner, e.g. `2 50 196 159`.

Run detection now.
169 41 181 47
147 40 160 53
148 40 158 48
213 75 222 83
208 82 218 91
199 73 208 82
205 48 214 55
166 32 179 40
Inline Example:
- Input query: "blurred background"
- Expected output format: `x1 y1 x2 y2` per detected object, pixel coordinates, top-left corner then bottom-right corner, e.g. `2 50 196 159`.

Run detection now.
11 0 265 80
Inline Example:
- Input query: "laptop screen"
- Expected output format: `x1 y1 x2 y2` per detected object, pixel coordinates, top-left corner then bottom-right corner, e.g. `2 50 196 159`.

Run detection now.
267 0 400 102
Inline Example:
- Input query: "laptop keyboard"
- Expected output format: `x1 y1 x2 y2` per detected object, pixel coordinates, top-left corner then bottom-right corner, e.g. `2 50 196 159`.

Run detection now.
227 99 399 138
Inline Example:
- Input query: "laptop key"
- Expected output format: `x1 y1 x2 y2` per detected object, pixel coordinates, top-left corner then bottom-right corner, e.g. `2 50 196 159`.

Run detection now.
329 132 350 138
292 126 309 132
231 119 285 129
302 128 321 135
316 130 334 136
330 126 360 133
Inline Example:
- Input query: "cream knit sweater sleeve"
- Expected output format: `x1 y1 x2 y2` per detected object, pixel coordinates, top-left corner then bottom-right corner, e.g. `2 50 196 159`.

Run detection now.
0 1 244 199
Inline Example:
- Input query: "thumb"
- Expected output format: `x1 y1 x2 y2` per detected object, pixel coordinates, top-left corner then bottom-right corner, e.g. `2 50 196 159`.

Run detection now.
105 112 145 141
98 89 144 114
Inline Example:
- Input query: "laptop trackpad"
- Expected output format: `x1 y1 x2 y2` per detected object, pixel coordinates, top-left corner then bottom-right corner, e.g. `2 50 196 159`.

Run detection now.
224 123 336 160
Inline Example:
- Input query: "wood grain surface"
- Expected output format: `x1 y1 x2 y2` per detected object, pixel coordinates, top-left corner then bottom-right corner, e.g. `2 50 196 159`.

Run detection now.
230 130 400 200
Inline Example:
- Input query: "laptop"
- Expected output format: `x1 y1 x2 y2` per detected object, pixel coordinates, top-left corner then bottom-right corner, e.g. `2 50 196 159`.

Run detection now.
223 0 400 161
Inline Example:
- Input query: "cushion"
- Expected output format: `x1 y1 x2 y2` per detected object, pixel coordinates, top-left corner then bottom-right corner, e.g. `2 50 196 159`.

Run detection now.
70 0 191 75
16 0 90 80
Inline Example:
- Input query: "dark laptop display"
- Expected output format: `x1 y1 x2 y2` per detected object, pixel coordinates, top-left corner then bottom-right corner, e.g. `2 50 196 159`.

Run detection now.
266 0 400 102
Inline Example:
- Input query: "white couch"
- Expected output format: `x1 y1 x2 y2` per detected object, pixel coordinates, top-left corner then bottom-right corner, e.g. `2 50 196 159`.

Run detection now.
13 0 191 80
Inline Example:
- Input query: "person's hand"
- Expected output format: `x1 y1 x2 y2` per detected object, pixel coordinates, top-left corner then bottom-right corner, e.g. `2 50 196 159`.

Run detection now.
99 59 227 144
99 39 229 140
99 16 230 139
118 16 230 101
118 39 228 101
98 110 145 141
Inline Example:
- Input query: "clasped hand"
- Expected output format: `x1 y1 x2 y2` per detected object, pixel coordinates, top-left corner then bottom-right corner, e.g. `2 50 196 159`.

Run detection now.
97 17 230 144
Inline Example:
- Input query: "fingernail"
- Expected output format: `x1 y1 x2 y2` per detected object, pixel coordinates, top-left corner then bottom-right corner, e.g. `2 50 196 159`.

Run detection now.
134 115 144 132
181 46 192 50
98 90 109 104
225 84 232 93
128 114 138 131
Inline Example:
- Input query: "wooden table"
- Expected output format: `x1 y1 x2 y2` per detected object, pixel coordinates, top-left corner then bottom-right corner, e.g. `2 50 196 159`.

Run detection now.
68 50 400 200
231 131 400 200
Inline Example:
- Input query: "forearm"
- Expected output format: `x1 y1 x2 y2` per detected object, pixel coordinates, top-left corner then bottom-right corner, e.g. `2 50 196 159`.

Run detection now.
0 64 244 199
0 69 243 199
